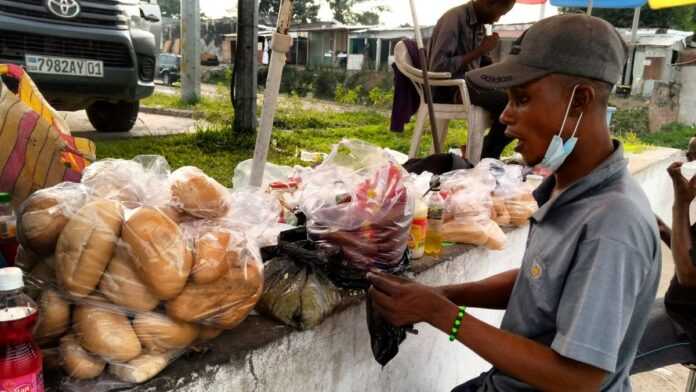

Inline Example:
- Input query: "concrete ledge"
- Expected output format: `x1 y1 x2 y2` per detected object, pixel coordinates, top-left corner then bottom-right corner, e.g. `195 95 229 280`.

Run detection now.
140 106 206 120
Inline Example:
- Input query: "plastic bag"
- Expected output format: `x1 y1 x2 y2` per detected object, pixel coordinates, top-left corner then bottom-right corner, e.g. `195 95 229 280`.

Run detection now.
301 140 414 271
366 295 407 366
439 169 506 250
475 159 537 227
258 239 343 330
0 64 95 209
17 156 264 388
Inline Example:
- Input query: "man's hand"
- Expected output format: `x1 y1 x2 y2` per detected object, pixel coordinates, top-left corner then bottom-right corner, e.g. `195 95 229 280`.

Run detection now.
656 215 672 246
668 162 696 206
367 271 451 327
479 33 500 54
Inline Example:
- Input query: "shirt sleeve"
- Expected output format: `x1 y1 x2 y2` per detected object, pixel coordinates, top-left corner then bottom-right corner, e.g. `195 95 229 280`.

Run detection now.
551 238 649 372
429 17 473 75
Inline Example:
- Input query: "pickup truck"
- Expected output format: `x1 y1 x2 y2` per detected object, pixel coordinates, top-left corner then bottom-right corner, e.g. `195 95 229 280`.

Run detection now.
0 0 161 132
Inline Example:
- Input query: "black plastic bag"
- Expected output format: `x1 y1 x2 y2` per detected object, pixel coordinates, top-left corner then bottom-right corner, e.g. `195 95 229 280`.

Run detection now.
366 295 407 366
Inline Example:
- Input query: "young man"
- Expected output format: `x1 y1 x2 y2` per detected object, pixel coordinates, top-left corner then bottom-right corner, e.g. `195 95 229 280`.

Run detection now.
631 138 696 374
428 0 515 159
369 15 661 391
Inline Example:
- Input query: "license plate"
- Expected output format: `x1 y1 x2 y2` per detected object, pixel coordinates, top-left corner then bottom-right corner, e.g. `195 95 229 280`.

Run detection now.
25 55 103 78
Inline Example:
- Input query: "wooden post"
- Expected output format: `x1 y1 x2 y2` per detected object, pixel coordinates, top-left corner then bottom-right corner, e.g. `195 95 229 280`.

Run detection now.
249 0 295 187
181 0 200 103
233 0 259 134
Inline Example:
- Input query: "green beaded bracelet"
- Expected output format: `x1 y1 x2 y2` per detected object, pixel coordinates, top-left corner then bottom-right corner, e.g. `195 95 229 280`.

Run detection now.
449 306 466 342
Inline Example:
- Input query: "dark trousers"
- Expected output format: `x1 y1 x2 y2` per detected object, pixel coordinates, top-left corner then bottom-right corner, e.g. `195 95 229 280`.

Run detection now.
433 83 513 160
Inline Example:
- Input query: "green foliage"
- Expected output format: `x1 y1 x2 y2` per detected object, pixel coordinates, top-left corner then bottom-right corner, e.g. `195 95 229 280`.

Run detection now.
335 85 362 105
640 122 696 150
313 68 344 99
158 0 179 17
611 107 649 135
259 0 320 24
368 87 393 109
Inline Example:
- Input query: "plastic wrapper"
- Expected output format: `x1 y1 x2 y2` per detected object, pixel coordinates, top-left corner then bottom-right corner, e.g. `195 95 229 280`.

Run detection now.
18 156 264 388
366 295 407 366
475 159 538 227
439 169 506 250
258 240 343 330
301 140 414 271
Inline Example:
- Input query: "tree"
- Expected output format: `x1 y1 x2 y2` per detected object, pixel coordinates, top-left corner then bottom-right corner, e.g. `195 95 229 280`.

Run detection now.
259 0 320 24
328 0 388 24
159 0 180 17
563 6 696 31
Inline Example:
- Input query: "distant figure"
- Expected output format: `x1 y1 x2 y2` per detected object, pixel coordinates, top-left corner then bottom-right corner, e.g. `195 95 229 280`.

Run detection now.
428 0 515 159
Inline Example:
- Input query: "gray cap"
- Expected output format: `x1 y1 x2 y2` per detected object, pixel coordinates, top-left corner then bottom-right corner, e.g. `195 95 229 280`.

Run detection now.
467 14 628 89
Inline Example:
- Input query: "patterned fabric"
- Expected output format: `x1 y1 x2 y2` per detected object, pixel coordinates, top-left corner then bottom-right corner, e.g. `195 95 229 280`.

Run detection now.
0 63 95 208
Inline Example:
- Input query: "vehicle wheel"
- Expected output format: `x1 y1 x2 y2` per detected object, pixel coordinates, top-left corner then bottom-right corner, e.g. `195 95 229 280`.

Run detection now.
163 72 171 86
87 101 139 133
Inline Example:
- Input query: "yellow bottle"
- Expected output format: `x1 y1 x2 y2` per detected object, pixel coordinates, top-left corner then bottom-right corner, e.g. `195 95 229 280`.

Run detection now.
409 199 428 259
424 187 444 256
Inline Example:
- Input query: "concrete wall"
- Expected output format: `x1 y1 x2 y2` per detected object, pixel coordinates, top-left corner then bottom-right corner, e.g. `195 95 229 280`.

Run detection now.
140 148 682 392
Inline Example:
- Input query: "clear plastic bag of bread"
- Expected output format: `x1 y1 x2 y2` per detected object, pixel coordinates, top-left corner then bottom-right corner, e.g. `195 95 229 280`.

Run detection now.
226 189 295 248
439 169 506 250
300 139 415 271
169 165 232 220
475 159 537 227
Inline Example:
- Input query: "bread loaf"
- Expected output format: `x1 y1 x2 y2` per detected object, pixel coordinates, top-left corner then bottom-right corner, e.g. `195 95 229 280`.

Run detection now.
121 207 191 300
492 197 511 226
196 326 223 342
59 334 106 380
74 299 141 362
167 254 262 328
81 159 146 208
442 221 489 246
483 221 506 251
55 200 123 298
506 194 537 226
17 185 88 256
133 313 199 353
35 289 70 345
109 352 174 384
192 228 233 284
99 242 160 312
26 261 55 300
170 166 229 219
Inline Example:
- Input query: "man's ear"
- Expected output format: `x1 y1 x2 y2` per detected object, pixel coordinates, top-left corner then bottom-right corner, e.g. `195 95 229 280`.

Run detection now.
570 85 595 117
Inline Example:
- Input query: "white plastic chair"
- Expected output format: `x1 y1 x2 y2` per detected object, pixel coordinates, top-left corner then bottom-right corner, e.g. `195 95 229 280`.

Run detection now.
393 41 492 164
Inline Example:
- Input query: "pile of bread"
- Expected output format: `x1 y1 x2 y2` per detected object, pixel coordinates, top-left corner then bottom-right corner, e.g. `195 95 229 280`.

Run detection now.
16 158 263 385
439 161 538 250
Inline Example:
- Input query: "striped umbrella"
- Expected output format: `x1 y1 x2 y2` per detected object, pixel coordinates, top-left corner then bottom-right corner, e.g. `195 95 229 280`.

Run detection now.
649 0 696 9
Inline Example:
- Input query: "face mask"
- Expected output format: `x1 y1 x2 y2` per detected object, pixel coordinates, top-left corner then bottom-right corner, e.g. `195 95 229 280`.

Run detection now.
537 85 584 173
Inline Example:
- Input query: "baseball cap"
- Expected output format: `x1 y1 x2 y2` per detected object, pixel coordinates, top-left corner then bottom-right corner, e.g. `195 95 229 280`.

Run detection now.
467 14 628 89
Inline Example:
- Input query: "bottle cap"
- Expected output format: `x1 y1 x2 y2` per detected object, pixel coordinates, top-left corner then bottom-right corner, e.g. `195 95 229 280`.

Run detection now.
0 267 24 291
0 193 10 204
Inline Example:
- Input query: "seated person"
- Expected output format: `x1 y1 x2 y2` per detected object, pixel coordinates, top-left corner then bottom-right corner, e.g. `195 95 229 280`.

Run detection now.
428 0 515 159
631 137 696 374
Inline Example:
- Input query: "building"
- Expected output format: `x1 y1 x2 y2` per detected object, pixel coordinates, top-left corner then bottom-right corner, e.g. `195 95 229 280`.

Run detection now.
290 22 372 68
347 26 435 71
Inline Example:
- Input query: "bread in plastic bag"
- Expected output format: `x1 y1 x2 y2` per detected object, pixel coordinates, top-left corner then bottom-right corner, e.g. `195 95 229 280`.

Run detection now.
55 199 123 298
108 351 178 384
81 159 148 208
170 166 230 219
475 159 537 227
439 169 506 250
59 334 107 380
98 240 160 312
17 182 89 256
35 288 70 345
301 140 414 271
132 313 200 353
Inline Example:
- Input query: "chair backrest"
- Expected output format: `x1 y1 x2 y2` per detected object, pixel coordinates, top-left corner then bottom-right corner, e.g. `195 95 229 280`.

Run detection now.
393 41 451 81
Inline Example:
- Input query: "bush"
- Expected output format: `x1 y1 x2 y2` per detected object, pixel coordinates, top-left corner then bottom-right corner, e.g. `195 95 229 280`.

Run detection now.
313 68 347 100
335 85 361 105
368 88 393 109
611 107 649 135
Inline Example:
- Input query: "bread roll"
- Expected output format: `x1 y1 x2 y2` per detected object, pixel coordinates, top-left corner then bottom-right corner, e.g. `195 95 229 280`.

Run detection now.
170 166 229 219
27 261 55 300
167 254 263 328
492 197 511 226
109 352 174 384
35 289 70 345
81 159 146 208
506 195 537 226
17 185 88 256
99 242 160 312
133 313 199 353
122 207 191 300
74 299 141 362
192 229 233 284
59 334 106 380
14 246 41 272
55 200 123 298
442 221 489 246
483 221 506 251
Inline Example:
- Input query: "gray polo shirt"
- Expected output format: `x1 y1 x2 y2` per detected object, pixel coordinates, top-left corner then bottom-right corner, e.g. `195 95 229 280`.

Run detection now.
478 141 661 391
428 2 485 78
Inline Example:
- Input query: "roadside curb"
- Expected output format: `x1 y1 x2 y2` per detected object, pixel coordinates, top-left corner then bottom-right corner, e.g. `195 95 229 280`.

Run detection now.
141 106 206 120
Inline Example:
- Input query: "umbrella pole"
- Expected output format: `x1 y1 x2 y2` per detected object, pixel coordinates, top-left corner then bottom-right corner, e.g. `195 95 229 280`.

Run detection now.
587 0 594 14
539 2 546 20
249 0 294 187
408 0 442 154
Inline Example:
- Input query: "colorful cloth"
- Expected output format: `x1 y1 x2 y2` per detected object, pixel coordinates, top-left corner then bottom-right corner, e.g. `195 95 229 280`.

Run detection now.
0 64 95 208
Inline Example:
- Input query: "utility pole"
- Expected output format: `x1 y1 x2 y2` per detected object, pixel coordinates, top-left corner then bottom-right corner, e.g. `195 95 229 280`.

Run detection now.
233 0 258 134
181 0 201 103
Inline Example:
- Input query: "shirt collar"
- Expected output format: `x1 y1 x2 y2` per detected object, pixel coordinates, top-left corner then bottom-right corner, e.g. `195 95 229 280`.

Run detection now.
465 2 479 27
531 140 628 223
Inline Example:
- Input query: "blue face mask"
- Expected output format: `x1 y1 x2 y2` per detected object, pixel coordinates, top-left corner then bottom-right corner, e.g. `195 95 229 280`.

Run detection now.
537 85 584 173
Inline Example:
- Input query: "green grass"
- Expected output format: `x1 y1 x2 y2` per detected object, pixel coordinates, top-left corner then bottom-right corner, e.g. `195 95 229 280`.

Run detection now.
141 92 232 123
638 122 696 150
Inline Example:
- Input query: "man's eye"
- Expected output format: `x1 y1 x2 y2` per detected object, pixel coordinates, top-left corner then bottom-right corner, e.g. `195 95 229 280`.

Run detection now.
515 95 529 104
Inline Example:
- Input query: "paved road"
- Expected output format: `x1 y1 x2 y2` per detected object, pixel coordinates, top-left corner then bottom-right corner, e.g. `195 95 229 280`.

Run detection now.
62 110 197 141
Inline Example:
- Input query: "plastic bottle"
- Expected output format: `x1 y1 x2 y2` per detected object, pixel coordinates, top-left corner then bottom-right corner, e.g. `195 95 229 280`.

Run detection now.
0 267 43 392
425 185 445 257
408 198 428 259
0 193 17 267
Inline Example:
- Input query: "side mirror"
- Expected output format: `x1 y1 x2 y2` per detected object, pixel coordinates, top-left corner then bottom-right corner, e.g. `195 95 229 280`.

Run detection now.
140 8 161 23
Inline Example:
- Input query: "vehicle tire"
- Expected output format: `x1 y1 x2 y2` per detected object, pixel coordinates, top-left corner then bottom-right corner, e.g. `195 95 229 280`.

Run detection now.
163 72 171 86
87 101 139 133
